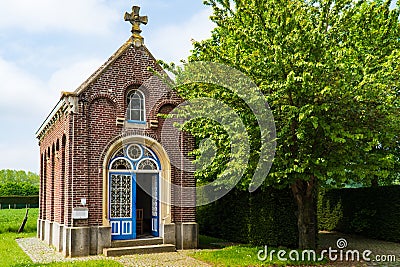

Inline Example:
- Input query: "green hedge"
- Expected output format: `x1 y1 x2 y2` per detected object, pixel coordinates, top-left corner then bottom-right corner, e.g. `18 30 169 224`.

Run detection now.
249 188 298 247
318 186 400 243
0 195 39 209
0 182 39 196
197 188 298 248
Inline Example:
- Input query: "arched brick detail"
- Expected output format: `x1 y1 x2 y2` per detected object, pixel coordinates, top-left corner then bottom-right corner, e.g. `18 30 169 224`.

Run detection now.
149 99 181 119
61 135 66 224
98 131 160 170
124 82 152 99
123 80 143 91
88 94 117 108
48 143 56 221
124 84 144 100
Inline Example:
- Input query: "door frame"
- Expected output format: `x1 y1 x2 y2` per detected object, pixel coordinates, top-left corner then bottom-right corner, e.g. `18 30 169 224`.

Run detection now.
135 170 160 237
107 143 161 241
108 171 136 240
102 136 172 241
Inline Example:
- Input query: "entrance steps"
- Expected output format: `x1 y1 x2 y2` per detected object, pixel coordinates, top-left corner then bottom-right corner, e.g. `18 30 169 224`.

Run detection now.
104 238 176 257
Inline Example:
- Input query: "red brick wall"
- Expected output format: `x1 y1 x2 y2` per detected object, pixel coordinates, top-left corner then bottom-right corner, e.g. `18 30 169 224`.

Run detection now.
39 112 71 225
88 98 117 225
171 131 196 223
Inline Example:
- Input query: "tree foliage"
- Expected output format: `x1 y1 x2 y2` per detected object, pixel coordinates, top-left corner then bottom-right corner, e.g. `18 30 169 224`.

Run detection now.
181 0 400 248
189 0 400 187
0 170 39 196
0 170 39 185
0 182 39 196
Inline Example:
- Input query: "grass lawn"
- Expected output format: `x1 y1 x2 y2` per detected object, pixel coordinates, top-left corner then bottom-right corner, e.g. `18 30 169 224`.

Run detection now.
0 232 35 266
0 208 39 234
192 235 327 266
11 260 122 267
198 234 231 248
0 208 121 267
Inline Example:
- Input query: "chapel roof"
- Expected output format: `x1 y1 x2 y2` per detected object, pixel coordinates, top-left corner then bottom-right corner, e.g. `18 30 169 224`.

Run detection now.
36 4 156 140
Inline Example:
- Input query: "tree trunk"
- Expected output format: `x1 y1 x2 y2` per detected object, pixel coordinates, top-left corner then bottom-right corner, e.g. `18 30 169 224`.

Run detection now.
291 176 317 250
371 176 379 187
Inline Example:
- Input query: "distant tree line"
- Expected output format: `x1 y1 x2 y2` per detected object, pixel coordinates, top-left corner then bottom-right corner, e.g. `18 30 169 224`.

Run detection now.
0 170 39 196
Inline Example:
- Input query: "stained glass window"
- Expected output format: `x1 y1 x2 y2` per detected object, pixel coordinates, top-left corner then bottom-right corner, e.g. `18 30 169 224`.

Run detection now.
138 159 158 170
127 144 142 161
110 174 132 218
110 158 132 170
112 148 125 159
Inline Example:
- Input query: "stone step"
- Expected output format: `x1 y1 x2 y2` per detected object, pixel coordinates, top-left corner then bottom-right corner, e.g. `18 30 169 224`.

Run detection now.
111 237 163 248
104 244 176 257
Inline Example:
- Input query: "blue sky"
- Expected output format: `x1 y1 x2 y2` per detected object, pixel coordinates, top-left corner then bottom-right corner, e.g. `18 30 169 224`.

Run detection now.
0 0 214 173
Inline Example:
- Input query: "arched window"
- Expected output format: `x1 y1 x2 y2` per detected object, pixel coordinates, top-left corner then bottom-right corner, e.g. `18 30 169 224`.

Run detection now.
137 159 158 171
127 90 145 123
110 158 133 170
108 144 161 171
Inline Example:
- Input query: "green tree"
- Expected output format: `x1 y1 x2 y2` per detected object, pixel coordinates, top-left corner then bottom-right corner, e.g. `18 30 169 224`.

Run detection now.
0 182 39 196
0 170 40 196
181 0 400 249
0 169 40 186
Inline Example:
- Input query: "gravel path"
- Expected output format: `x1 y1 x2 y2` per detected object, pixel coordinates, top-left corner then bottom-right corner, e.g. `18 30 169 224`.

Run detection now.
16 237 107 264
116 252 210 267
318 232 400 267
17 233 399 266
16 237 210 266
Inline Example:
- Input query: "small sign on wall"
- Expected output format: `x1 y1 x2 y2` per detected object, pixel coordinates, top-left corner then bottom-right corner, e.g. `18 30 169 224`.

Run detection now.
72 207 89 219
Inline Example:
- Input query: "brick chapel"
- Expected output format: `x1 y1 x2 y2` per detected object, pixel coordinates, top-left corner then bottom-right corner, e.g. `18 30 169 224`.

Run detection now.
35 5 198 257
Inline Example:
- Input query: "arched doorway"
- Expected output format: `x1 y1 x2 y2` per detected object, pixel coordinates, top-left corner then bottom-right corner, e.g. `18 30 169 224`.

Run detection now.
108 143 161 241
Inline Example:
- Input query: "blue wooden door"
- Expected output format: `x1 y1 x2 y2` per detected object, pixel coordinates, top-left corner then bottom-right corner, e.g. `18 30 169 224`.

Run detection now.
151 174 159 237
109 173 136 240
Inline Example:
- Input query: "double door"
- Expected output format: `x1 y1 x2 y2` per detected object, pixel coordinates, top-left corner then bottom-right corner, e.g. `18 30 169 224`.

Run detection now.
109 172 159 240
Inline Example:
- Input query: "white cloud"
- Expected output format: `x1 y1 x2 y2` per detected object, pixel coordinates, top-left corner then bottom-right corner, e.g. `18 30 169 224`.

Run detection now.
49 58 104 92
0 56 58 119
0 141 40 173
146 8 214 63
0 57 54 172
0 2 215 172
0 0 119 35
0 55 104 118
0 55 104 172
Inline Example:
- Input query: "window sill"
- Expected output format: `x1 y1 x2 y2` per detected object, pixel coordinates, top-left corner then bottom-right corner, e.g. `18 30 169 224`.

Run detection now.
124 120 147 129
127 120 146 125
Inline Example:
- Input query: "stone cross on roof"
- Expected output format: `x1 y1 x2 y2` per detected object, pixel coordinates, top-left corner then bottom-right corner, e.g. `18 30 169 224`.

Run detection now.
124 5 148 47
